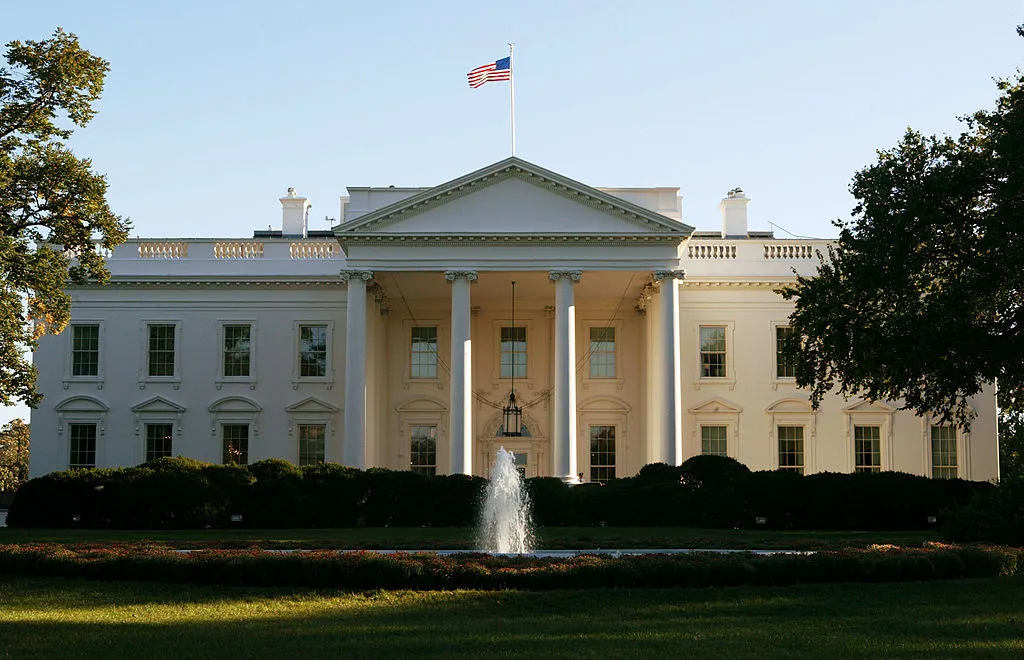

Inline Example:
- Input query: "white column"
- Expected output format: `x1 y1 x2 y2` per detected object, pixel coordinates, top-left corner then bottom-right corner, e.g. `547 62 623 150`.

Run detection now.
550 270 581 483
341 269 373 469
654 270 685 465
446 270 477 475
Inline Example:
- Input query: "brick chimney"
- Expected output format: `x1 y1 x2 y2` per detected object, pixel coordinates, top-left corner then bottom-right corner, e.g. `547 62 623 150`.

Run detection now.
280 187 311 237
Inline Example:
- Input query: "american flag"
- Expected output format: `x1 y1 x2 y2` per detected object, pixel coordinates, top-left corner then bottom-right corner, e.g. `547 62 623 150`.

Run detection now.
467 56 511 88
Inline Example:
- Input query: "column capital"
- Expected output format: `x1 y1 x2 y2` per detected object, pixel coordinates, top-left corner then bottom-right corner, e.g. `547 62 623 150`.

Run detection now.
653 269 685 282
549 270 582 283
444 270 478 282
339 269 374 283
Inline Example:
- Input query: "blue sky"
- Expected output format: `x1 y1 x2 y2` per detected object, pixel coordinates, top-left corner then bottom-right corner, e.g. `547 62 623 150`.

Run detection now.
2 0 1023 423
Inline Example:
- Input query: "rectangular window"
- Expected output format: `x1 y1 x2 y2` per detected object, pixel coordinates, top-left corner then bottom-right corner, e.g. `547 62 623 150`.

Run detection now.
589 425 616 482
410 327 438 378
700 326 727 378
776 326 798 379
69 423 97 469
778 425 804 475
147 324 176 377
223 324 251 378
299 325 328 377
298 424 326 466
854 425 881 473
222 424 249 465
145 423 173 461
931 425 958 479
500 327 527 379
410 425 437 476
71 324 100 377
701 425 728 457
589 327 616 378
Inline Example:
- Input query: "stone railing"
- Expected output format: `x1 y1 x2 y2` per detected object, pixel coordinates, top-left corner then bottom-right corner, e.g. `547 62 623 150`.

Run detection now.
687 244 736 259
763 243 817 260
290 241 341 259
214 241 265 259
137 242 189 259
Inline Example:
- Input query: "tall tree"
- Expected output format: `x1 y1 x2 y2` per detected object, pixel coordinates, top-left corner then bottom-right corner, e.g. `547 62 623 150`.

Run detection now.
781 34 1024 428
0 29 129 407
0 419 29 492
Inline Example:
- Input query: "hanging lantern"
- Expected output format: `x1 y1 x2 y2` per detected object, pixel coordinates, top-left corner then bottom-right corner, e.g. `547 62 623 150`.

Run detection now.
502 280 522 437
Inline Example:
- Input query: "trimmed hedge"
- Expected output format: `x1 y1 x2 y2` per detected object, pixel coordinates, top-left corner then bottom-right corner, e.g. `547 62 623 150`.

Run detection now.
6 455 990 530
0 542 1018 590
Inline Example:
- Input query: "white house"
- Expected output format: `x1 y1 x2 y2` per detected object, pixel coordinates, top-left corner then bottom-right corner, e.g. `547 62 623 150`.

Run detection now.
28 157 999 482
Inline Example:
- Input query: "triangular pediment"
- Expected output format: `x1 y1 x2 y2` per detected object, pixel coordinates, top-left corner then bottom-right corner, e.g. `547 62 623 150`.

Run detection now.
843 400 895 414
285 397 339 414
689 397 743 414
131 396 186 414
335 157 693 238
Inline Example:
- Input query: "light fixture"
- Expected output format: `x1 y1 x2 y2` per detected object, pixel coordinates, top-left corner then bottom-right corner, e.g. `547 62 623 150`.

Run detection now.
502 280 522 437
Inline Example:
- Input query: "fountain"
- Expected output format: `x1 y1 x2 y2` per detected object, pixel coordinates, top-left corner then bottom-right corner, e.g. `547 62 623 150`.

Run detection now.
477 447 534 553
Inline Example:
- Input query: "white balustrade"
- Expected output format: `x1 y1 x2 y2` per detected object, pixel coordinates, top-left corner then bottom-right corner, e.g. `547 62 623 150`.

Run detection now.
763 244 816 260
137 242 189 259
289 241 341 259
687 243 736 259
214 242 264 259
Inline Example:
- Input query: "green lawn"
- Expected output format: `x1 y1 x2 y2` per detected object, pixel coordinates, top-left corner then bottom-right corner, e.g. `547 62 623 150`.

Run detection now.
1 575 1023 658
0 526 936 550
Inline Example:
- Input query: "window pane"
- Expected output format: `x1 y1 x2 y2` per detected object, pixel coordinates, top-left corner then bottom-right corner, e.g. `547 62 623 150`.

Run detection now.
71 325 100 376
854 425 881 473
223 325 251 377
299 325 327 377
145 423 174 461
776 326 797 378
69 423 97 468
589 425 616 482
298 424 326 466
410 327 438 378
778 425 804 475
410 425 437 476
222 424 249 465
148 324 176 377
700 326 727 378
701 425 728 456
589 327 616 378
931 425 958 479
500 327 527 378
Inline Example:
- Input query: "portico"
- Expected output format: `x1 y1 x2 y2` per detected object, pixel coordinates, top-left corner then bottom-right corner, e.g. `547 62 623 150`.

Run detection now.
334 157 693 479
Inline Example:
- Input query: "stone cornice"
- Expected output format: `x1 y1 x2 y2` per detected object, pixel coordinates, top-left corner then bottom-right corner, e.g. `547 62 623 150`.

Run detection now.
74 279 348 289
334 157 694 236
338 234 685 248
680 280 795 289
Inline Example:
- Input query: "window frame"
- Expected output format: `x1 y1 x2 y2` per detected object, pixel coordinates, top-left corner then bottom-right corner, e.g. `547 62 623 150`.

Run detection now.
216 320 257 389
693 321 736 390
588 424 617 483
700 425 729 457
409 424 438 476
767 398 816 473
491 318 537 391
144 422 174 462
68 422 98 469
410 325 439 380
221 423 250 466
929 424 960 479
297 423 327 467
853 425 882 473
582 320 625 390
843 401 894 473
292 320 334 385
770 321 799 388
138 320 182 388
688 397 742 460
63 321 105 389
776 424 806 475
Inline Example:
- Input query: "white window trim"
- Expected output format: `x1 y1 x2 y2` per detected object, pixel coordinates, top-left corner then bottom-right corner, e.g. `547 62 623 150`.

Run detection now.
581 320 625 391
843 402 894 473
402 319 444 389
208 396 262 439
292 320 335 388
286 397 340 464
66 421 100 469
55 395 109 470
694 321 736 390
215 320 258 390
295 422 330 466
138 320 182 389
767 398 816 473
922 416 971 480
689 397 743 460
578 396 630 481
769 321 797 390
131 395 186 464
396 397 448 474
491 318 538 392
63 320 105 390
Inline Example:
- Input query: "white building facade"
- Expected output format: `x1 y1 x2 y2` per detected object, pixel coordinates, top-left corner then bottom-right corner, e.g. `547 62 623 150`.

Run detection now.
29 158 1000 482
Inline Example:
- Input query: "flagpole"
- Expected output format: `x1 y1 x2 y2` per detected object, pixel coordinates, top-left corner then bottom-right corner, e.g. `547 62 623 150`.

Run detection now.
509 42 515 156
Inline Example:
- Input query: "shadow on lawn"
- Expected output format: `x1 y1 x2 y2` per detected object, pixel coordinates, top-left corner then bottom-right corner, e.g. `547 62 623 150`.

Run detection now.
1 576 1023 658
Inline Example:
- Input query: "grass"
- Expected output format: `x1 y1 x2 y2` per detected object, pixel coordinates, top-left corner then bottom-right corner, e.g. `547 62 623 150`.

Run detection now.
1 575 1023 658
0 526 937 550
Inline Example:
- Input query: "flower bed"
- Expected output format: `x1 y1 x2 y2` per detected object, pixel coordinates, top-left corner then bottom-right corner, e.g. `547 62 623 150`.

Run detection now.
0 542 1018 591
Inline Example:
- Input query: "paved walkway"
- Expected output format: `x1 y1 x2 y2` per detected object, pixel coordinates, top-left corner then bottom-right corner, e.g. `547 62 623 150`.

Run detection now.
0 509 7 527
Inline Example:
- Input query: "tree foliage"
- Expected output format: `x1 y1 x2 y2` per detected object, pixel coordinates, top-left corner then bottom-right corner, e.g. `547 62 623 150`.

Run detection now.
782 42 1024 428
0 29 129 407
0 419 30 492
999 410 1024 481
